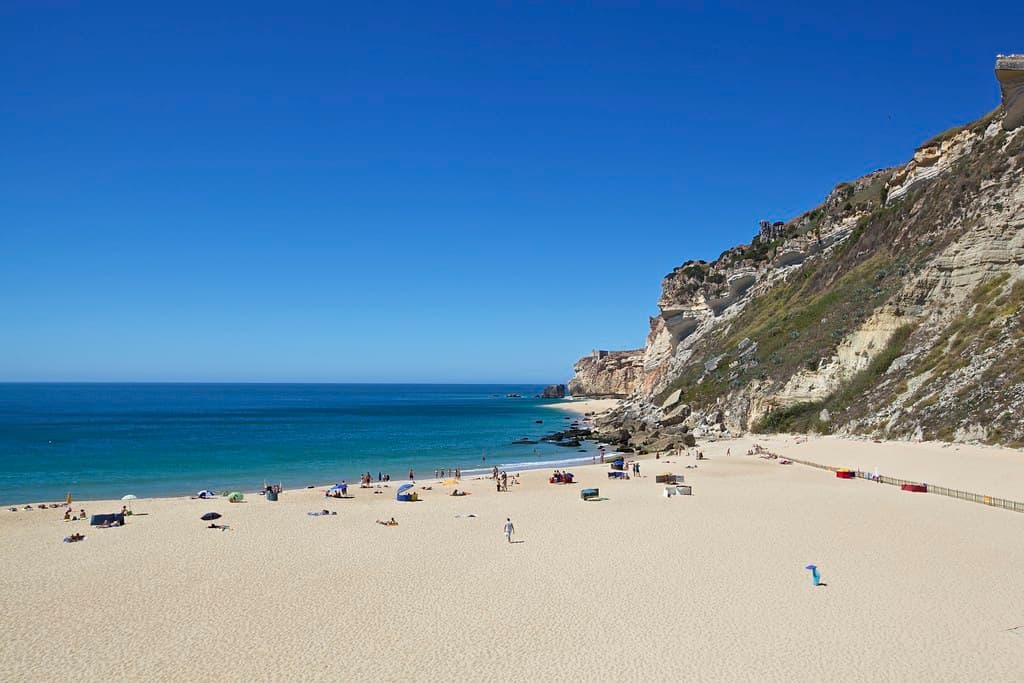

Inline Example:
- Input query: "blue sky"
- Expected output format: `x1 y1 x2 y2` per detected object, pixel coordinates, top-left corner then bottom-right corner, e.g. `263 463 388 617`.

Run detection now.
2 1 1020 382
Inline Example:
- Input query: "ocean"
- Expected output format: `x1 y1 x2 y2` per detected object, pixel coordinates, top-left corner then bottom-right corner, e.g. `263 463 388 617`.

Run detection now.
0 384 598 505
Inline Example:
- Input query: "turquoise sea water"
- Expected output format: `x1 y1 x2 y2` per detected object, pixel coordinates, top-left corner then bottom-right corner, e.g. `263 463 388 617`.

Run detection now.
0 384 597 505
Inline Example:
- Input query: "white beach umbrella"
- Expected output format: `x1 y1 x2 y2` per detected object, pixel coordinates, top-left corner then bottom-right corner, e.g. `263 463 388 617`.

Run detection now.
121 494 137 511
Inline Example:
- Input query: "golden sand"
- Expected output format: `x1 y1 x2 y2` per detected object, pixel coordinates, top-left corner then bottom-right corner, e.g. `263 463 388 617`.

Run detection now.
2 434 1023 681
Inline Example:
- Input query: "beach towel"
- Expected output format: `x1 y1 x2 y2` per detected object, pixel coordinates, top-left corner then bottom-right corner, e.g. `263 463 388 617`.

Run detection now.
89 513 125 526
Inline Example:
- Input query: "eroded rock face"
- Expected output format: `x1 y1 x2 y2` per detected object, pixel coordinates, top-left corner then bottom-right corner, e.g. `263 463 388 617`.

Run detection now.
540 384 567 398
566 56 1024 445
567 350 643 397
997 54 1024 131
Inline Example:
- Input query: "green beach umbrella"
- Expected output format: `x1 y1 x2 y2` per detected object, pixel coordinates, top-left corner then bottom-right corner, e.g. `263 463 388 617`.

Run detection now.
228 492 244 503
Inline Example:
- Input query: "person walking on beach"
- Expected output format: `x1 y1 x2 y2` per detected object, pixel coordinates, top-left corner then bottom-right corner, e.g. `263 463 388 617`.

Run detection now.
504 518 514 543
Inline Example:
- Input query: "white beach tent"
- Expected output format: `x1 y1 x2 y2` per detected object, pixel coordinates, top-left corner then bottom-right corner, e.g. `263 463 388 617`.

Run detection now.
197 490 216 499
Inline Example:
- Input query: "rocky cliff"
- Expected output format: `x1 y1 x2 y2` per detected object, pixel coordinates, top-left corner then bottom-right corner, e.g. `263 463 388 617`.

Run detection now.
997 54 1024 130
572 56 1024 450
567 349 644 397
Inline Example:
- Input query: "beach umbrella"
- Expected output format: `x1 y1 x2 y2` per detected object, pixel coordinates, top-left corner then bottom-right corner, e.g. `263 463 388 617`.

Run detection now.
201 512 222 521
121 494 137 511
227 492 244 503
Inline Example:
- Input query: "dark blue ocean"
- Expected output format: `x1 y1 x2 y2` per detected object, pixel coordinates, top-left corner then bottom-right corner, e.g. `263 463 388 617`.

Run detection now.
0 384 596 505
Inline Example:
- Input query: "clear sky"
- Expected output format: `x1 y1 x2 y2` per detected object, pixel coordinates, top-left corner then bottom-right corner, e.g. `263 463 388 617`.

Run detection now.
2 1 1020 383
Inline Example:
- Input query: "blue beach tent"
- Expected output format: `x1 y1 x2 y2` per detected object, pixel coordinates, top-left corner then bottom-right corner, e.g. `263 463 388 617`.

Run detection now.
396 483 414 502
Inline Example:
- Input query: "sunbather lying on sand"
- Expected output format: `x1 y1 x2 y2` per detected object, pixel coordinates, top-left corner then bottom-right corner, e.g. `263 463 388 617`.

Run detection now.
307 510 337 516
450 489 469 496
376 518 398 526
207 523 230 530
63 533 86 543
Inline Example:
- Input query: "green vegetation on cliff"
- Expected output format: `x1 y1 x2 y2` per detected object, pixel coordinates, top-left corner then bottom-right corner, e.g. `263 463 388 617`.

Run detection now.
752 324 915 434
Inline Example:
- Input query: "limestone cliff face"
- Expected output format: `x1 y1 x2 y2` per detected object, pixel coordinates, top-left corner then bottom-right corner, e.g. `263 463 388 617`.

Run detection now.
575 57 1024 450
997 54 1024 130
568 350 643 397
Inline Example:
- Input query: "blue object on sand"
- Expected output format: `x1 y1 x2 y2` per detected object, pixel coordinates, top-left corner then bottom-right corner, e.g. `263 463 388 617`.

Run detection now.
805 564 821 586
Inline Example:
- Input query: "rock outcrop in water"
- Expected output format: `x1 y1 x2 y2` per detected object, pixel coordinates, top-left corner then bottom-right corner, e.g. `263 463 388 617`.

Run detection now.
540 384 567 398
572 56 1024 450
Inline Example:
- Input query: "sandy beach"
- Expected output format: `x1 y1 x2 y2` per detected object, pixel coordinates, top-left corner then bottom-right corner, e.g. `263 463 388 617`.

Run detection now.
542 396 621 416
2 433 1023 681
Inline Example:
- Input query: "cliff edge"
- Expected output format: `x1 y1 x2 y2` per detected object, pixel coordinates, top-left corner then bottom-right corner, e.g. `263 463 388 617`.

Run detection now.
571 56 1024 451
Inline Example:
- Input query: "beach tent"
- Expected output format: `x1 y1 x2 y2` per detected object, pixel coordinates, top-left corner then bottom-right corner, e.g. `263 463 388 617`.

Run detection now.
201 512 222 521
396 483 415 502
327 484 346 492
197 490 215 499
227 492 244 503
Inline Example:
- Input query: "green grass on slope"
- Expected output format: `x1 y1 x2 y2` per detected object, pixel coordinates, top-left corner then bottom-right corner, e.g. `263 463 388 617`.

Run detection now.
899 275 1024 445
752 324 915 434
659 252 904 409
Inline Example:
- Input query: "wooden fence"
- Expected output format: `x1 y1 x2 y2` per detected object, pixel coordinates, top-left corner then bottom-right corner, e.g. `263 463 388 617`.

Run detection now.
778 455 1024 514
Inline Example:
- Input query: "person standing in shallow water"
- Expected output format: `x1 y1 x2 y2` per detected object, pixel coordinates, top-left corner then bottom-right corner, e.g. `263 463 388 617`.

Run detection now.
504 518 514 543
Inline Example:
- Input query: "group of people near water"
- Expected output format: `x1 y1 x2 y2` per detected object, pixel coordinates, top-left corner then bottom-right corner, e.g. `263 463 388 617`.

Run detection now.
492 468 519 492
433 468 461 478
360 472 389 486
